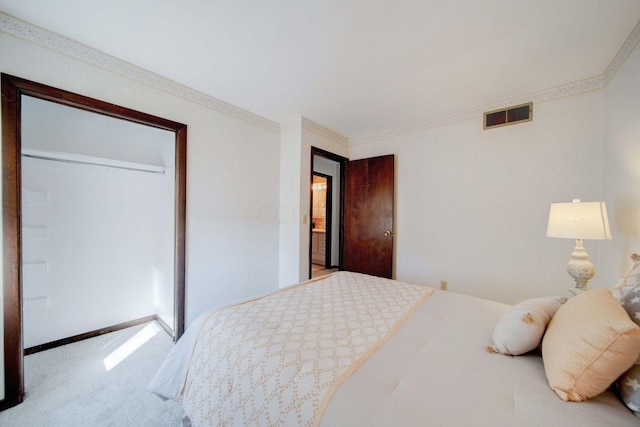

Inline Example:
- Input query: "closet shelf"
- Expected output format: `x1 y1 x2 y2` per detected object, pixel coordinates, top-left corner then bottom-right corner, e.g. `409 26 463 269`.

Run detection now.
23 261 49 274
24 296 49 309
22 148 166 174
22 189 49 203
22 225 48 239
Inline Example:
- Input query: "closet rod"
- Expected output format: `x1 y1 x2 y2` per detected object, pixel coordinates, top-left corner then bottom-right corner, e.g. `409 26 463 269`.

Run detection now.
21 150 165 174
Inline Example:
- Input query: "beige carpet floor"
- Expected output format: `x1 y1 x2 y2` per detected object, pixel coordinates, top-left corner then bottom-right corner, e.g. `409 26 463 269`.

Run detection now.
0 321 184 426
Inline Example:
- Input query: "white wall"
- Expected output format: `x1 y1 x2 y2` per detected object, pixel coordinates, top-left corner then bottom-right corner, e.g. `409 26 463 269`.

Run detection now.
0 28 282 398
278 127 304 288
601 41 640 282
21 158 175 347
348 90 606 304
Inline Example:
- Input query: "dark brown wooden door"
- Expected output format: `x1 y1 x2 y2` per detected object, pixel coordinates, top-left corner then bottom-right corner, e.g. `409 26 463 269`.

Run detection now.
343 154 394 278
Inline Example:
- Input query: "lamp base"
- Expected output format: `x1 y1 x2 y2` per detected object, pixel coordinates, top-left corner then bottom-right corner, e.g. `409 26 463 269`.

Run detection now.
566 239 595 295
568 286 588 297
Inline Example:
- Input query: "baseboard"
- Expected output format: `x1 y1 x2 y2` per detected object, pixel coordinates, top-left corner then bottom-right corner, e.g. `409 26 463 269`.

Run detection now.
154 315 175 340
24 315 170 355
0 396 18 411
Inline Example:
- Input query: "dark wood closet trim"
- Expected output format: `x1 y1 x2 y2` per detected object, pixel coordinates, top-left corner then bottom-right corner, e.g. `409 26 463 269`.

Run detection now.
0 73 187 410
24 315 166 355
309 147 348 279
1 74 22 411
322 173 333 269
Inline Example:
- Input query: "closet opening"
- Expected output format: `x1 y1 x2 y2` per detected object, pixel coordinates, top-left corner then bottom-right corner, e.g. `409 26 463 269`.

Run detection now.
1 74 187 409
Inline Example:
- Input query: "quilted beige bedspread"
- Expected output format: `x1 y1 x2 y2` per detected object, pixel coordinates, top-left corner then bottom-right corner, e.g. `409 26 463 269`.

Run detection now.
176 272 433 426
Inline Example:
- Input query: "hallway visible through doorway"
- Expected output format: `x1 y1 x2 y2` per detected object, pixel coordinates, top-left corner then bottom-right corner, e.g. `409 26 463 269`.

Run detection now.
312 264 338 278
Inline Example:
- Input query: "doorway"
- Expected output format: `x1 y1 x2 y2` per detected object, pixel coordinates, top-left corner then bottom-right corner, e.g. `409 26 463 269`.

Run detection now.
311 173 331 274
1 74 187 409
310 147 347 279
309 148 395 281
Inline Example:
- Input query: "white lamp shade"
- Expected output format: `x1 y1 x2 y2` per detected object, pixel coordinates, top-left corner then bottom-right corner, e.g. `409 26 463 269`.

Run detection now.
546 201 612 240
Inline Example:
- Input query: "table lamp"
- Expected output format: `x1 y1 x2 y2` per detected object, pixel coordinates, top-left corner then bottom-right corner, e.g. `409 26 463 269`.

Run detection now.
546 198 612 295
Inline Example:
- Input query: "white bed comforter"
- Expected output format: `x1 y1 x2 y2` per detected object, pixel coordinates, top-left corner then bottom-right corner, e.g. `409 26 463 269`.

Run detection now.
149 272 639 426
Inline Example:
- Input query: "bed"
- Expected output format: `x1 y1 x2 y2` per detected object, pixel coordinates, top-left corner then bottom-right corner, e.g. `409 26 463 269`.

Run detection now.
149 271 640 426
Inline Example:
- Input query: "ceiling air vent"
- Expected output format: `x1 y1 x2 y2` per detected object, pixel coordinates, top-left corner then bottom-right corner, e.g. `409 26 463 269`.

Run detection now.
483 102 532 130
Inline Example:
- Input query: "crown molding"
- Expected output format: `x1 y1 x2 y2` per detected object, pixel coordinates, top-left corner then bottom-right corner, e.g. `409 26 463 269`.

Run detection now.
2 12 638 147
280 117 303 133
0 13 281 133
281 116 349 146
351 18 640 146
349 75 604 146
300 117 349 146
603 18 640 84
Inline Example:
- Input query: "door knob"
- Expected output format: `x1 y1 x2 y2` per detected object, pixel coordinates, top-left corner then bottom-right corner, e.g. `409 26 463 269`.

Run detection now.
384 230 394 236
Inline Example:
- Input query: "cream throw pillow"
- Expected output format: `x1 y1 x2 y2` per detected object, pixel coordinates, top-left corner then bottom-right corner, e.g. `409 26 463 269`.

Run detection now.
542 288 640 402
488 296 566 356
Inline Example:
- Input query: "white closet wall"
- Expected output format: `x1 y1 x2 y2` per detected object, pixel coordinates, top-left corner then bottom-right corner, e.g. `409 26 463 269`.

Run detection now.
21 97 175 348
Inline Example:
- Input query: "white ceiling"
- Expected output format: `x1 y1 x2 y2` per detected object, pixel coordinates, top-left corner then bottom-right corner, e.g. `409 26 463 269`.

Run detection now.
2 1 640 140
